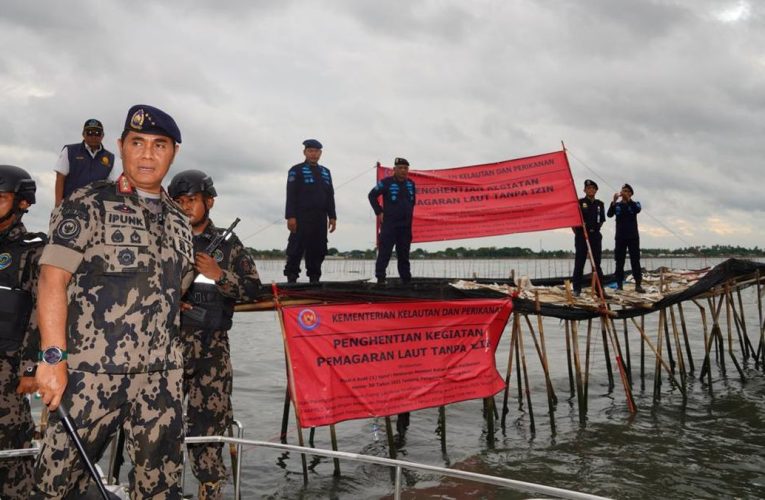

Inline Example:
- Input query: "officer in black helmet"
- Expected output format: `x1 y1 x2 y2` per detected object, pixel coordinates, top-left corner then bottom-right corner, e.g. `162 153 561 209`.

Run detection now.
169 169 261 500
0 165 46 500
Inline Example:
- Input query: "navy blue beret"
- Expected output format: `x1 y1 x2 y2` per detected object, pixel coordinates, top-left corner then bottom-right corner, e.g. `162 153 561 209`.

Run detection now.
124 104 182 144
584 179 598 189
394 157 409 166
622 183 633 194
302 139 323 149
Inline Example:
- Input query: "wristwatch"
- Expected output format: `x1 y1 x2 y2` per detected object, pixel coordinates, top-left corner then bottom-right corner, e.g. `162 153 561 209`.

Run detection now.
38 346 68 365
216 274 229 286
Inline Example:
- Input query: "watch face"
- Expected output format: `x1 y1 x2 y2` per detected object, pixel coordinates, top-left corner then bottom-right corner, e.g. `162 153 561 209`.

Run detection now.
43 347 62 364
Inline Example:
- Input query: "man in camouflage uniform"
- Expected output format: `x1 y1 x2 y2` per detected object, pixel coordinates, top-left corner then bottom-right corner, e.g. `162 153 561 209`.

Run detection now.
169 169 261 500
0 165 45 500
33 105 195 499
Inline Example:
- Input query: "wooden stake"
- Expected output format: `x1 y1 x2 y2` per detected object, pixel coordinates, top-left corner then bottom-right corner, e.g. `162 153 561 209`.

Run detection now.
384 416 396 459
500 313 519 428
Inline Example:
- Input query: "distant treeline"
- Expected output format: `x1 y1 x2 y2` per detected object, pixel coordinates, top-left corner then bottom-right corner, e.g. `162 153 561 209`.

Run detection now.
247 244 764 260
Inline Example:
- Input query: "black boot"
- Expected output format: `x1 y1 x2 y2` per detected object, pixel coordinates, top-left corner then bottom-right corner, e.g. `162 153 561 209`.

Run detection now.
287 274 298 283
309 276 320 284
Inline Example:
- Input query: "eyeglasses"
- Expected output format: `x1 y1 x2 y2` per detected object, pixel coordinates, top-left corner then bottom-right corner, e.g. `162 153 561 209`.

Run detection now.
85 130 103 137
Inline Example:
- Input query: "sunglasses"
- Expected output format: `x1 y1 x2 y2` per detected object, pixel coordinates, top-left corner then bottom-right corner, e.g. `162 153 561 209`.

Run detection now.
85 130 103 137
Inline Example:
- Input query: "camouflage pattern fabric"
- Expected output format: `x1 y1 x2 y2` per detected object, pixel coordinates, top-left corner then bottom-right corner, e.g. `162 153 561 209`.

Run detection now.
183 222 260 494
0 222 45 499
32 369 184 498
0 355 35 499
33 180 195 498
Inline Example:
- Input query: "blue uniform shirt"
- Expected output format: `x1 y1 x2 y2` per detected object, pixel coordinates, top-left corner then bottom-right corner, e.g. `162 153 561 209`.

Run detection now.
368 176 416 228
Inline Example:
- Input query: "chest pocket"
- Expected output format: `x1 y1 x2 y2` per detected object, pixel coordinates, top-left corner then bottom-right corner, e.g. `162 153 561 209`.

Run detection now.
103 217 152 274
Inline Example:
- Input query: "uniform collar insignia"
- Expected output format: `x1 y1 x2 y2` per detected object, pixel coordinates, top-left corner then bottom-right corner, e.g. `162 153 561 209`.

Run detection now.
117 175 135 194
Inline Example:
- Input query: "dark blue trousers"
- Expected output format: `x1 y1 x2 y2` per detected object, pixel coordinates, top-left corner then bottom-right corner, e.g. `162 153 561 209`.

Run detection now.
375 224 412 282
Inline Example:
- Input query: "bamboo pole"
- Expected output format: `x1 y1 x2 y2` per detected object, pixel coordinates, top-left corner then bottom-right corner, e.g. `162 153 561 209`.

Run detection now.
517 318 535 433
584 318 592 406
602 316 637 413
330 425 340 476
484 397 496 445
534 292 557 405
500 313 519 428
384 416 396 459
524 316 557 401
663 310 676 375
757 270 764 372
640 314 646 391
629 317 685 396
736 286 753 360
653 309 665 403
669 306 687 387
570 320 586 424
271 284 309 483
523 315 556 431
725 284 746 381
601 320 614 391
621 314 632 386
692 299 714 389
564 319 575 398
438 406 446 452
677 303 695 373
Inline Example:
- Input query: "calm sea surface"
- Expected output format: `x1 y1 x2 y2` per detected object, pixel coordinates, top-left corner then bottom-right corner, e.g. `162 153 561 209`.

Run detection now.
86 258 765 498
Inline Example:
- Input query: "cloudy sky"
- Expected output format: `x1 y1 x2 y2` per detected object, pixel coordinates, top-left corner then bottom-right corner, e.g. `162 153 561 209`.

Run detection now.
2 0 763 252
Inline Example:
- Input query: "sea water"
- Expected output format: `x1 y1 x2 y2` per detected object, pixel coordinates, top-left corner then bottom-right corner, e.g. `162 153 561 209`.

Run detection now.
215 257 765 499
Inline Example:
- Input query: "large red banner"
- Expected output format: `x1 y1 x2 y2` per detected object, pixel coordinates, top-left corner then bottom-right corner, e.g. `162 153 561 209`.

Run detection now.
281 298 513 428
377 150 580 243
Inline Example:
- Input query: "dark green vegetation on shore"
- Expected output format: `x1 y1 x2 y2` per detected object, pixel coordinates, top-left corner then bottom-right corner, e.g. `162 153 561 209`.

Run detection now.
248 244 764 260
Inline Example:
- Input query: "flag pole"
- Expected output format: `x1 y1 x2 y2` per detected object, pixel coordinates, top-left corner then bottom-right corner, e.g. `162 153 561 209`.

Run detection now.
272 283 309 483
561 141 637 414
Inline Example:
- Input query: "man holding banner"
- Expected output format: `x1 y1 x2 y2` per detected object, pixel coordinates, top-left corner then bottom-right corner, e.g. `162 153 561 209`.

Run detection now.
368 157 416 284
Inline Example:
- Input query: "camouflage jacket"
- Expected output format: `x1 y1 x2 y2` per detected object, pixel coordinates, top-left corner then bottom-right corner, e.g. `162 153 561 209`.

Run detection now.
0 222 46 375
40 178 195 374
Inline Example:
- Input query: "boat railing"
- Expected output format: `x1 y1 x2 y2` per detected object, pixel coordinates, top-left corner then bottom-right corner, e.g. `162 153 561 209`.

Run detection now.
185 435 610 500
1 433 610 499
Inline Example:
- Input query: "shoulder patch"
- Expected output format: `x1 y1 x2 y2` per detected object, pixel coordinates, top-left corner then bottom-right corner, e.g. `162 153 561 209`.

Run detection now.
0 252 11 271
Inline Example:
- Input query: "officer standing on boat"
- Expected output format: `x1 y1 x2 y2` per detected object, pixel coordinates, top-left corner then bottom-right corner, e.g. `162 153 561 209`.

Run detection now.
54 118 115 206
571 179 605 296
169 169 261 500
608 183 645 293
0 165 45 500
32 104 195 498
284 139 337 283
368 157 416 284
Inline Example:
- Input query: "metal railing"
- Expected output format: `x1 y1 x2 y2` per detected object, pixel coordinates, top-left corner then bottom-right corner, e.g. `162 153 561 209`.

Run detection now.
186 436 610 500
1 435 610 499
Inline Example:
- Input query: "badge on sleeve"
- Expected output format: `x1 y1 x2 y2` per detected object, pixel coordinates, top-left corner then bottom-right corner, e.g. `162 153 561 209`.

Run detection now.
56 218 82 241
0 253 11 270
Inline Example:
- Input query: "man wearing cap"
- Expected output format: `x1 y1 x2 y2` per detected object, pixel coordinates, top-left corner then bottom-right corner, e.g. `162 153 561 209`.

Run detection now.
368 157 416 285
0 165 46 500
32 105 195 498
54 119 115 206
284 139 337 283
571 179 606 296
607 183 645 293
169 169 261 500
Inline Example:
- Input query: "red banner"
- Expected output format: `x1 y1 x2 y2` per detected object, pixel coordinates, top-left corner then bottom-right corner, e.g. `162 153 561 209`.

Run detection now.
281 298 512 428
377 150 580 243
